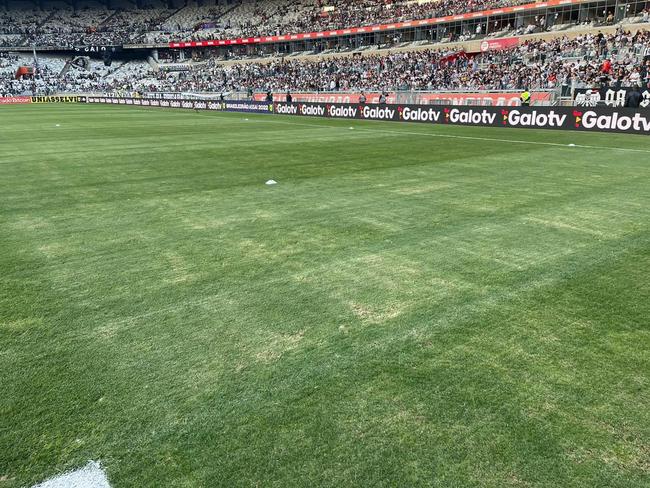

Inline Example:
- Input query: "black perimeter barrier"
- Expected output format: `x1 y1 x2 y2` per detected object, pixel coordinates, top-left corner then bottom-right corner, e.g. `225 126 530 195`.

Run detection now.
84 97 650 135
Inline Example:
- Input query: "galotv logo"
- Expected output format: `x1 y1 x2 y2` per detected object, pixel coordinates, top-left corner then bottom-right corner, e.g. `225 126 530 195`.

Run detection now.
276 104 298 115
447 108 496 125
506 110 567 127
360 106 395 120
327 105 357 118
581 111 650 132
399 107 441 122
299 104 325 116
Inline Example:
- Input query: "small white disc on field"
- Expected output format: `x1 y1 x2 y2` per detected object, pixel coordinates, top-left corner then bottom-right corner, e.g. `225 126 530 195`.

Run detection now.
244 118 249 121
349 127 354 130
265 179 277 185
55 124 60 127
568 143 576 147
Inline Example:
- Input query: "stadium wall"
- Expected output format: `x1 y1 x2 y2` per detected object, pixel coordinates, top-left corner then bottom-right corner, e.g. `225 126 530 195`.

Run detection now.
250 91 555 106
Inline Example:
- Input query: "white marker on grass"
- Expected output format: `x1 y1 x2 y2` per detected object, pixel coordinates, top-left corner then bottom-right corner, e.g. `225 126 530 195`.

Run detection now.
265 180 277 185
568 143 576 147
32 461 111 488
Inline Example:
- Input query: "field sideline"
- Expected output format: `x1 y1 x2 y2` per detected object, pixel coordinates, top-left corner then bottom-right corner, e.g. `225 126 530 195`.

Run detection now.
1 104 649 487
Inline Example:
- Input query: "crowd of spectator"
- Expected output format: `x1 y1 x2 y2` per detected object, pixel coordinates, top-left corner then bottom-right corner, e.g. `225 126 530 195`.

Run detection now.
23 8 175 48
0 4 175 47
212 0 528 40
0 0 587 48
157 30 650 92
150 0 536 43
0 51 156 95
2 28 649 98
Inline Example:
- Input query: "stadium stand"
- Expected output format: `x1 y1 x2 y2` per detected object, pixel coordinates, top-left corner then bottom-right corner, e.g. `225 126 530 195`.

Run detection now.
178 0 531 41
1 0 649 100
138 2 231 44
0 0 560 47
2 29 649 97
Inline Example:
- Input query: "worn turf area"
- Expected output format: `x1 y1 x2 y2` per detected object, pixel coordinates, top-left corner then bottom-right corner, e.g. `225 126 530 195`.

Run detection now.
1 104 649 488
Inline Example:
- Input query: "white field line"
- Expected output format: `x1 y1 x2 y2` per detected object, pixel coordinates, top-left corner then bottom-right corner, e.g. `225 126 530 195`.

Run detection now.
226 114 650 154
31 461 110 488
356 127 650 154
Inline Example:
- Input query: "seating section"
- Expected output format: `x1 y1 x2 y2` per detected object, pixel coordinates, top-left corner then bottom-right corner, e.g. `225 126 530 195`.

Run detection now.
0 52 159 95
139 2 232 44
2 30 649 97
0 2 176 46
0 7 53 36
1 0 649 98
143 0 536 43
216 0 526 38
0 0 565 47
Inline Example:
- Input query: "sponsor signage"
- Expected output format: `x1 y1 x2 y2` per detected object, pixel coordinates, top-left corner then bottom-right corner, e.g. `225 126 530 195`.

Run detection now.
0 96 31 104
224 101 274 113
573 88 650 109
86 97 273 114
273 102 650 135
480 37 520 52
83 97 650 135
31 95 86 103
169 0 589 49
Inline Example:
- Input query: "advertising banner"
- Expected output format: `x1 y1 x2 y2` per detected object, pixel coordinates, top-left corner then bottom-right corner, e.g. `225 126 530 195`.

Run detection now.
31 95 87 103
86 97 273 113
83 97 650 135
573 87 650 109
479 37 520 52
273 102 650 135
223 101 275 113
0 96 32 104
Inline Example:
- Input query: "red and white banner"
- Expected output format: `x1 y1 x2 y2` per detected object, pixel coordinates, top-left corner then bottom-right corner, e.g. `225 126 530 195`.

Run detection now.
254 92 397 104
0 96 32 105
254 91 552 106
170 0 587 49
479 36 520 52
416 91 551 106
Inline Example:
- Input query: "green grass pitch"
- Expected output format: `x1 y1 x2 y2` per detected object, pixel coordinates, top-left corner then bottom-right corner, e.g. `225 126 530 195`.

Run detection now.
1 104 649 488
